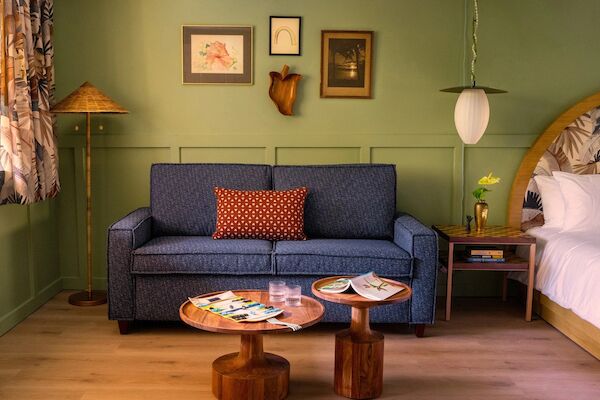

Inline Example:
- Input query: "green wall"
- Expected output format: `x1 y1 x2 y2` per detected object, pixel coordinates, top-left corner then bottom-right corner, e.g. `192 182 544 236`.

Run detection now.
46 1 600 302
0 202 61 336
4 0 600 334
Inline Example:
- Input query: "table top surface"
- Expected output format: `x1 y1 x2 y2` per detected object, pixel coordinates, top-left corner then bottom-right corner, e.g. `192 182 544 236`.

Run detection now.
433 225 535 244
311 276 412 308
179 290 324 335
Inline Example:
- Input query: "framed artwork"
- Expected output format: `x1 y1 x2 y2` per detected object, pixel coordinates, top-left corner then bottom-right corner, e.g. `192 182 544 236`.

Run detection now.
269 16 301 56
320 30 373 98
182 25 253 84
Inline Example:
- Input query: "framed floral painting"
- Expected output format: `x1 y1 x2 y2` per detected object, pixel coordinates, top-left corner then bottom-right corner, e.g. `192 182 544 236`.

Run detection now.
182 25 253 84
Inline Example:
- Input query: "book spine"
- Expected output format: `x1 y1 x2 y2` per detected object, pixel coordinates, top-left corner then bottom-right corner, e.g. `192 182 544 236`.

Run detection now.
470 249 504 256
464 254 504 259
465 257 506 263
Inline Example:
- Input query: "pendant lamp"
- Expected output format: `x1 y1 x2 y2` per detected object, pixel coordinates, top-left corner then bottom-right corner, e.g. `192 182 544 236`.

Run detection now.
441 0 506 144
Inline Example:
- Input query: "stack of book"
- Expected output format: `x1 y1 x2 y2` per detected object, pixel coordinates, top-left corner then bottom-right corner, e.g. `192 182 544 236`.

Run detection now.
465 248 505 263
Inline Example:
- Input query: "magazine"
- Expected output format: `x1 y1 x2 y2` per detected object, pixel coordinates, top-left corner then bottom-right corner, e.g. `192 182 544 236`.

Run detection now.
189 291 283 322
318 272 405 301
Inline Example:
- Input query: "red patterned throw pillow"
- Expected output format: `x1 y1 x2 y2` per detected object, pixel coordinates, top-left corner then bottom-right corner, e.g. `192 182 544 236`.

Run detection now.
212 187 308 240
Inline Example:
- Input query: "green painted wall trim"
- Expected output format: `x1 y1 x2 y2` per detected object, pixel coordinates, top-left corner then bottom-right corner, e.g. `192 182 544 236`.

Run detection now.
0 202 61 336
4 0 600 334
0 279 62 336
55 133 536 295
49 0 600 299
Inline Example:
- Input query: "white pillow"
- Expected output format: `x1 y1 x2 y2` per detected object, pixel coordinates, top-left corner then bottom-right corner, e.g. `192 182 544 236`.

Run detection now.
553 171 600 231
533 175 565 228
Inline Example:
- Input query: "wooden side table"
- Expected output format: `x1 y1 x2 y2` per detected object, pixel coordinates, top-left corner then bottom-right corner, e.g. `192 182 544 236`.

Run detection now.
312 277 412 400
180 290 324 400
432 225 536 322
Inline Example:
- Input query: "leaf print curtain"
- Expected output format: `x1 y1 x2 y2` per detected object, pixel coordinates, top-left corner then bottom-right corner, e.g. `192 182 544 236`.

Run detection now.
0 0 59 205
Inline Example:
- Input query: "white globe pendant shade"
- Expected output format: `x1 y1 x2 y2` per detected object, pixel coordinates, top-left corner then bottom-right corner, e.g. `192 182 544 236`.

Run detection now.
454 88 490 144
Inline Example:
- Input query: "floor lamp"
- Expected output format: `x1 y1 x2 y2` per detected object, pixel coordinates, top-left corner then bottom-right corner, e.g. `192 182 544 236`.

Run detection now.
52 82 128 306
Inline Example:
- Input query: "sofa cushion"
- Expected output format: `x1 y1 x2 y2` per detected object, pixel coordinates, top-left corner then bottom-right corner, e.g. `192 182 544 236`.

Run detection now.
213 187 308 240
132 236 273 274
272 164 396 239
274 239 412 277
151 164 272 236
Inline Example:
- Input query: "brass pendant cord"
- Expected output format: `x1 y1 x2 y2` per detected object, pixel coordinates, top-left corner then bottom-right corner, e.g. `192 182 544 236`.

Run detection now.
470 0 479 87
440 0 506 95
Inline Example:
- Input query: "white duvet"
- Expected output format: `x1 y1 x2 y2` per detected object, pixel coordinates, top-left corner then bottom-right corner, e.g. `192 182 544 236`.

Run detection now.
514 226 600 328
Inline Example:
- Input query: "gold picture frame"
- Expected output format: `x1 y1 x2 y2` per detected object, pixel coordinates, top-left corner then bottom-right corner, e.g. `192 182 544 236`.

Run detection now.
320 30 373 98
182 25 253 85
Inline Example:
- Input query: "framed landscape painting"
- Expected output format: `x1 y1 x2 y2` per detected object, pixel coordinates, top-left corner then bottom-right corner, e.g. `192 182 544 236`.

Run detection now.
182 25 253 84
320 30 373 98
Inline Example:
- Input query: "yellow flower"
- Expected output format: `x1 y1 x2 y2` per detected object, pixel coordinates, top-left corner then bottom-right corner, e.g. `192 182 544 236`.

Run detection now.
478 172 501 186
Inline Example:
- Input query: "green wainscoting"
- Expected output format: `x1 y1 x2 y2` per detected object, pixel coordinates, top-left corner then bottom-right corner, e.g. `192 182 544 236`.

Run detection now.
0 0 592 334
50 0 600 297
0 202 62 336
55 133 536 295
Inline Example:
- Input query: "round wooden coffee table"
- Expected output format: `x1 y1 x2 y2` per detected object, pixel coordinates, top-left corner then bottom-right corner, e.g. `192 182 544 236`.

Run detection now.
180 290 324 400
312 277 412 399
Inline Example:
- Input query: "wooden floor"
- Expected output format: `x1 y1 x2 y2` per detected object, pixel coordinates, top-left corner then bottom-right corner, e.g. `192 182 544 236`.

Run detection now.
0 291 599 400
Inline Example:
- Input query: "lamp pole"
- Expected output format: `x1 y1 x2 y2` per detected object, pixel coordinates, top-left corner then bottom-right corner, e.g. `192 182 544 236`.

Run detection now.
85 111 93 298
69 111 106 306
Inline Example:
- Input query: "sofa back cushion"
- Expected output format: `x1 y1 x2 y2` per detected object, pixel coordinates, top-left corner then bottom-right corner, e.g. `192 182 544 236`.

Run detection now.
151 164 272 236
272 164 396 239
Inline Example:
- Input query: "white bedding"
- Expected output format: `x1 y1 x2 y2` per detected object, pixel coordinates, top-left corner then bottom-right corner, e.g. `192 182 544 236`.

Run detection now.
513 226 600 328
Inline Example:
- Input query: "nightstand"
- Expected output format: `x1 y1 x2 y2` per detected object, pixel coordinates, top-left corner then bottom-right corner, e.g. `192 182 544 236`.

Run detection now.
432 225 536 322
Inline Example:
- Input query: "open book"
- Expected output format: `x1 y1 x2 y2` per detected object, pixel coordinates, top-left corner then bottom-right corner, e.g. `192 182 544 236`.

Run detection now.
189 291 283 322
318 272 405 301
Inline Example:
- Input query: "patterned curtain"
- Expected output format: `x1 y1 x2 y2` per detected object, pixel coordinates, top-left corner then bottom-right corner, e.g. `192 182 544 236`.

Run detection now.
0 0 58 205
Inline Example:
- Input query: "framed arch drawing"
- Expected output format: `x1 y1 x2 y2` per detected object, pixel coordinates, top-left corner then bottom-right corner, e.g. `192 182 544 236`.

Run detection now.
270 16 301 56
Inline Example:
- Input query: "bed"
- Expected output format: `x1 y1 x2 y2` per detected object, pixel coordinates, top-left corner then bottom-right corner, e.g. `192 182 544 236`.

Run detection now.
508 91 600 360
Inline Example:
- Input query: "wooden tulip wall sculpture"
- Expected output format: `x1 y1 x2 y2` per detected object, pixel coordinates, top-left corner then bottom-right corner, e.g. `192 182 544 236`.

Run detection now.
268 65 302 116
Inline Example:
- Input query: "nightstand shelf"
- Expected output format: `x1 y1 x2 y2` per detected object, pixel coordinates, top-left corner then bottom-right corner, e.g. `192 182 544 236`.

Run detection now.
453 252 529 271
433 225 536 322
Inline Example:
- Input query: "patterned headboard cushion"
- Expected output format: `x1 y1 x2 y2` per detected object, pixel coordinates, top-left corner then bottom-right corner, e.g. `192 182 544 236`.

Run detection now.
522 106 600 229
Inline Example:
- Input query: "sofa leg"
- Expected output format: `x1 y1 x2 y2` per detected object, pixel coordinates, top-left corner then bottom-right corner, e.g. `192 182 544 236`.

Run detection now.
414 324 425 338
118 320 132 335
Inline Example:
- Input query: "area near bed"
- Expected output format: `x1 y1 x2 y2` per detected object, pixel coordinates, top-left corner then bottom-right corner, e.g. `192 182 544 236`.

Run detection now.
509 91 600 360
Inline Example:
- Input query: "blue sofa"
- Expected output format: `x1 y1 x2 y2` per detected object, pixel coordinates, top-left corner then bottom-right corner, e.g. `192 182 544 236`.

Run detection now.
107 163 438 336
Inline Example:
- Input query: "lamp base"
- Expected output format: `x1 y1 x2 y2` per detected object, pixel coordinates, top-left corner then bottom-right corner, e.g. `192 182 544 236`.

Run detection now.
68 290 107 307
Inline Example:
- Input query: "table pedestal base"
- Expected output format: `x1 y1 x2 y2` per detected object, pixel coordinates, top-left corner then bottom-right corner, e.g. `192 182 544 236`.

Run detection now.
334 307 384 399
212 334 289 400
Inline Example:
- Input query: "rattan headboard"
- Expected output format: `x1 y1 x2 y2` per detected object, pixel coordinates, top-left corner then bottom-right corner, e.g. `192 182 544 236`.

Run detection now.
507 91 600 230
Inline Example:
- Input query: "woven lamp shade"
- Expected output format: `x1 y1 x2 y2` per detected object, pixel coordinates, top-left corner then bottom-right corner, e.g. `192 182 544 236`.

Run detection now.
52 81 128 114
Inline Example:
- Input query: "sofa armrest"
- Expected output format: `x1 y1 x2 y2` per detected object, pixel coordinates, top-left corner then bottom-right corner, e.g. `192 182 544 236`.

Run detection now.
107 207 152 321
394 213 438 324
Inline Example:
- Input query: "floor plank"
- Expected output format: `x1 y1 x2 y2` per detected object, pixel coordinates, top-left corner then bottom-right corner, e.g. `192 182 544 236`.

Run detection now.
0 291 598 399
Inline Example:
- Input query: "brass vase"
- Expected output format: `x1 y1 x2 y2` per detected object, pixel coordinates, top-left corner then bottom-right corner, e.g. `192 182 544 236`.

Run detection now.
474 201 488 231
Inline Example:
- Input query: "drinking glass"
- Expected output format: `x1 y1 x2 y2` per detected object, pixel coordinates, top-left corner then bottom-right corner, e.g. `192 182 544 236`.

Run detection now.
269 280 286 303
285 284 302 307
